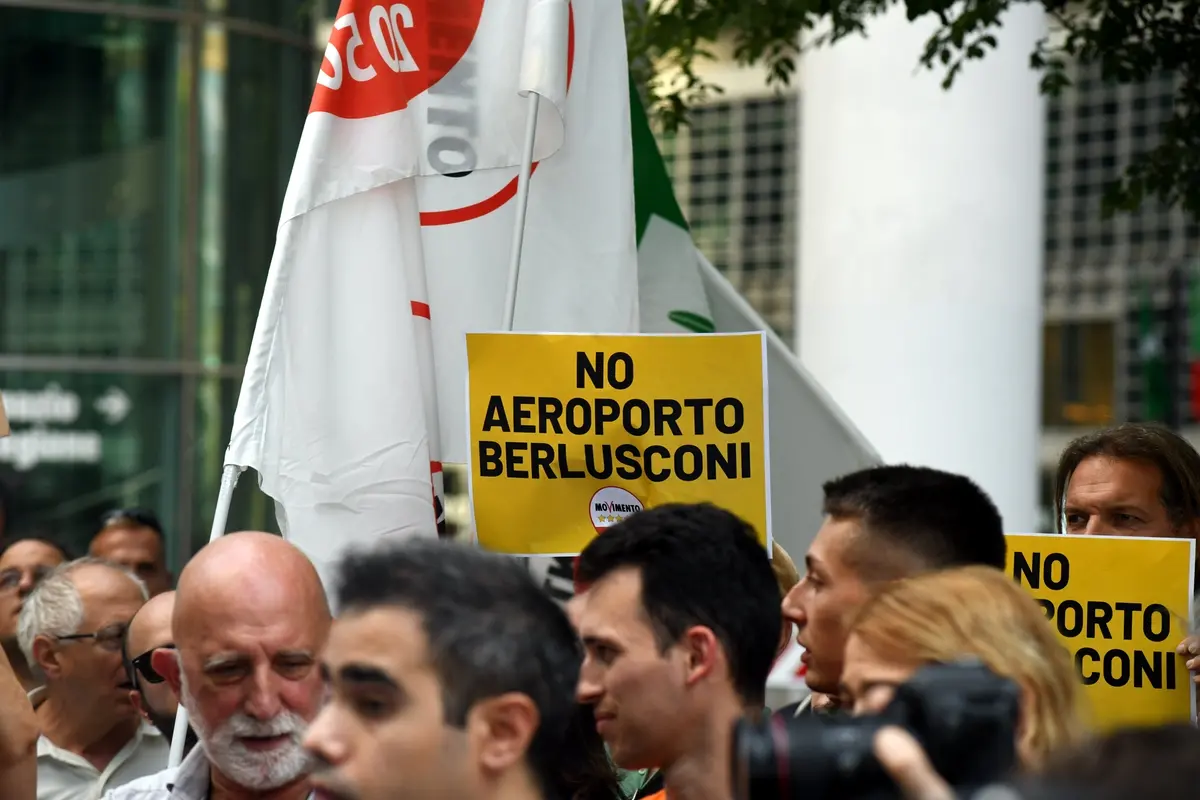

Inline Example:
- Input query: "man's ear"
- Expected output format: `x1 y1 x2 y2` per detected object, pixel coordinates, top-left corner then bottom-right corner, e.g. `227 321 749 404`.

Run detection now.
32 635 62 678
466 692 540 776
682 625 720 688
130 690 151 722
152 649 182 696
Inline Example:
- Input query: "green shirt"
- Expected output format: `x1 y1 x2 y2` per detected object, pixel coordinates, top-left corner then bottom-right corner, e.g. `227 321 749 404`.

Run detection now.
616 768 656 800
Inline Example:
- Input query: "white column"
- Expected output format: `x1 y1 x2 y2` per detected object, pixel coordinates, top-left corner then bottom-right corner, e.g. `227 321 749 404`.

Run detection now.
797 6 1047 531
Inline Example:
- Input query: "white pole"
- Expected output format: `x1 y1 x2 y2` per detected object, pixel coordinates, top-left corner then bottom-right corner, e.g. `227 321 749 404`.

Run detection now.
167 463 244 768
500 91 542 331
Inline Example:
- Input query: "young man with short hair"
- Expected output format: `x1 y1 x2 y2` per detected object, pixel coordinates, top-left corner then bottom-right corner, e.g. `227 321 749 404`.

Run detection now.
571 503 781 800
304 539 610 800
781 464 1007 715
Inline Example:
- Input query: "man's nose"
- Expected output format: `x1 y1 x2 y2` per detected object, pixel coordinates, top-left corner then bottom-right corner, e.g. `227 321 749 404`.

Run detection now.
781 582 806 627
243 668 284 720
1083 516 1110 535
576 666 603 705
302 706 345 765
17 572 36 594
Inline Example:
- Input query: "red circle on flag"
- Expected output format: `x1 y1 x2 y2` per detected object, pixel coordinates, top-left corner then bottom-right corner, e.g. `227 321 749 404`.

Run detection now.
418 4 577 227
311 0 487 119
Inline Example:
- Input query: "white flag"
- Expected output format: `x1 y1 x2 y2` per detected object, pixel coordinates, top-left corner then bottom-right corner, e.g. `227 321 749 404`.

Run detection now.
227 0 572 580
417 0 638 465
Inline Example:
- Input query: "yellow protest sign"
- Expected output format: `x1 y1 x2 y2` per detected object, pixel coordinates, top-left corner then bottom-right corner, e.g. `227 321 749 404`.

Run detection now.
466 332 770 555
0 394 7 437
1006 533 1196 730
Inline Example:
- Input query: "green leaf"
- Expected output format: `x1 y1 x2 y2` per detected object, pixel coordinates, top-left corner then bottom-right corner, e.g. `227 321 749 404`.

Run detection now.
629 0 1200 220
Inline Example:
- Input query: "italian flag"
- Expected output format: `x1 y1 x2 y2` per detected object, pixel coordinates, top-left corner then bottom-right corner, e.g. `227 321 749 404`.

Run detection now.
631 82 715 335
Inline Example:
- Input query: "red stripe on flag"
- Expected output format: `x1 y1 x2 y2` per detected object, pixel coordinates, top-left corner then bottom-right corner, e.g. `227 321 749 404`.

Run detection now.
430 461 443 474
418 164 542 227
418 5 575 228
411 301 431 319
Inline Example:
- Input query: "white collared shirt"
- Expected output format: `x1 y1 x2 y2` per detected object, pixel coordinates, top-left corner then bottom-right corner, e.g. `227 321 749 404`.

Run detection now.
102 744 316 800
99 744 199 800
31 688 171 800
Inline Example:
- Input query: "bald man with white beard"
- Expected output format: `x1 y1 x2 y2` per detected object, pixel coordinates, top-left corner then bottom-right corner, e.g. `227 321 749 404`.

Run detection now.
104 532 331 800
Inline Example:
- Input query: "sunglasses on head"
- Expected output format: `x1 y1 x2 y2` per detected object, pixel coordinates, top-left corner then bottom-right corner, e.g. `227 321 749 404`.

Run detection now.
101 508 163 535
127 644 175 686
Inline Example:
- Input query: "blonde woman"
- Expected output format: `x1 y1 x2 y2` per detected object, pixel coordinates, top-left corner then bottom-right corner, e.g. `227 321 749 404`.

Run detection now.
770 541 800 656
840 565 1088 771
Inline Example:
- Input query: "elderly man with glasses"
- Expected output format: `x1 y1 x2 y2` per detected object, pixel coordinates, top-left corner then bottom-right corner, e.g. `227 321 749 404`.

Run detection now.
18 557 167 800
121 591 197 757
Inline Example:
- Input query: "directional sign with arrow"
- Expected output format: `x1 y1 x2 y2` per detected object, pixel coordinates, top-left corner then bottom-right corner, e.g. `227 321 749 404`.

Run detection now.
93 387 132 425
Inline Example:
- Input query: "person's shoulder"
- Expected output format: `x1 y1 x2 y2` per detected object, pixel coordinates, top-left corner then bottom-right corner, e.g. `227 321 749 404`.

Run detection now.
100 765 177 799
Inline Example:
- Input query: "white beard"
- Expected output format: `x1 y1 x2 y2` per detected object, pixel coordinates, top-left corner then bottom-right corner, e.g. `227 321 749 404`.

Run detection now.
180 673 312 790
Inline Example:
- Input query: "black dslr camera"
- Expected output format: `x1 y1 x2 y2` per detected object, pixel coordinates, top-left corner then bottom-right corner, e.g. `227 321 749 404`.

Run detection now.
731 660 1021 800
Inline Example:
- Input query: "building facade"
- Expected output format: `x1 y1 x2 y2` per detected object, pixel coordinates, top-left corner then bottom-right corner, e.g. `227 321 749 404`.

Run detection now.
660 44 1199 530
0 1 324 561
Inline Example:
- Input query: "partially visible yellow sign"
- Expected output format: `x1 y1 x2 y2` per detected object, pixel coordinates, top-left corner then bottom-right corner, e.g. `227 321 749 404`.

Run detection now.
1007 533 1196 730
466 332 770 555
0 394 8 437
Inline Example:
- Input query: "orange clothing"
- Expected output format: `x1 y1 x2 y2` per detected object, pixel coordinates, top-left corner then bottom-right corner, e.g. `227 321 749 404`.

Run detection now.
641 792 666 800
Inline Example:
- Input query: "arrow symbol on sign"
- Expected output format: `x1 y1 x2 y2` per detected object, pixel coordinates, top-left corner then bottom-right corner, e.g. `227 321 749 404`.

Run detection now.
94 387 131 425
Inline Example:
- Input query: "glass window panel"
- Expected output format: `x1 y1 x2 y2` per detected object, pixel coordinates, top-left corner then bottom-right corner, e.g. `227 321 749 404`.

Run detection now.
0 372 181 559
189 377 277 557
196 30 310 368
218 0 320 36
0 11 183 359
1043 321 1115 426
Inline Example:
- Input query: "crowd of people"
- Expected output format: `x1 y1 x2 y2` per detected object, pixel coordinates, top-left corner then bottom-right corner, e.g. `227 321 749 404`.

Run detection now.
0 421 1199 800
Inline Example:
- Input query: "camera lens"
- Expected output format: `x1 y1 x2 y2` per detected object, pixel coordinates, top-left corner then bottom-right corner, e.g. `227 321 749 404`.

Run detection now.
731 714 886 800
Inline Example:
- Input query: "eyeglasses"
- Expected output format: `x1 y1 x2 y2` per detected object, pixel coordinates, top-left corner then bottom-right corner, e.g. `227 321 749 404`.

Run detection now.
55 622 128 652
100 508 163 535
0 565 54 592
127 644 174 685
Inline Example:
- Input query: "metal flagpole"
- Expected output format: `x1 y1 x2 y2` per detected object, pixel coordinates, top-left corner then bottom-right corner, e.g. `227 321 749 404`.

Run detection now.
167 463 244 768
500 91 542 331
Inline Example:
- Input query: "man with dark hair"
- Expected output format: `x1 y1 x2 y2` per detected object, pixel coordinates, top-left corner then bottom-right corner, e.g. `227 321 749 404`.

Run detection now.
89 509 171 597
1054 423 1200 689
570 503 780 800
0 535 69 691
304 539 615 800
781 465 1006 715
120 591 197 756
1055 423 1200 549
